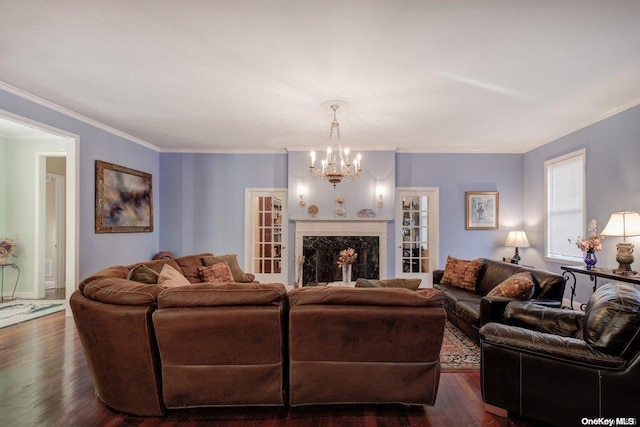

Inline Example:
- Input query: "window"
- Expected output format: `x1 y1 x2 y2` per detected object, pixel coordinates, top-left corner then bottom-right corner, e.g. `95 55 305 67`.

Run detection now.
545 149 585 261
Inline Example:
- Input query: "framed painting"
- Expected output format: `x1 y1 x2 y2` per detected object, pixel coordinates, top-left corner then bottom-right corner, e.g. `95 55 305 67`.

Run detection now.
95 160 153 233
465 191 499 230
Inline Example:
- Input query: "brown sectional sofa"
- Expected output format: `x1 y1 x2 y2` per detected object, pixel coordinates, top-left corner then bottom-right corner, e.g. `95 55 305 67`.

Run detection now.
71 254 447 416
433 258 566 343
288 286 446 406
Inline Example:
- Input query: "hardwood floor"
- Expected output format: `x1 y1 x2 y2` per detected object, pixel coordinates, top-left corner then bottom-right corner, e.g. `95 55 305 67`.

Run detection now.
0 312 541 427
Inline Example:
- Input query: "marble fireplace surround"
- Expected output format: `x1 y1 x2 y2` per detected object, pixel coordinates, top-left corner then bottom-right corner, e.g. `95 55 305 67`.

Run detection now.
293 217 391 284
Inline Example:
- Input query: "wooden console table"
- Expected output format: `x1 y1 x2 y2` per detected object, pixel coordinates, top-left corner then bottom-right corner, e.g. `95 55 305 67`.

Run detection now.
560 265 640 310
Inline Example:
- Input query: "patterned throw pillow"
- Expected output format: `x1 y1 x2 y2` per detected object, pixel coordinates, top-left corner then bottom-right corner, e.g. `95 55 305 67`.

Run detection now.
126 264 159 284
487 272 535 300
198 261 234 283
440 256 482 291
201 254 251 282
158 263 191 288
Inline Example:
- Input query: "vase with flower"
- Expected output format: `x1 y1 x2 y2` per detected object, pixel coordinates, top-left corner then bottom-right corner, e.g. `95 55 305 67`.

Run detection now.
575 220 603 270
337 248 357 284
0 237 17 264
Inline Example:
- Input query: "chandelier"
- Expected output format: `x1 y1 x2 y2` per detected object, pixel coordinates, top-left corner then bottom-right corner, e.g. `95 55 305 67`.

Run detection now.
309 103 362 188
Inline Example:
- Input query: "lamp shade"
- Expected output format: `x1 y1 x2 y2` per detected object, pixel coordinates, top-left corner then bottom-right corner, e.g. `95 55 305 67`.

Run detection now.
505 231 530 248
601 212 640 239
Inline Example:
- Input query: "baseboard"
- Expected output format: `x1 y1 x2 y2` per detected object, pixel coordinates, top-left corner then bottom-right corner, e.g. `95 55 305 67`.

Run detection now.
484 403 508 418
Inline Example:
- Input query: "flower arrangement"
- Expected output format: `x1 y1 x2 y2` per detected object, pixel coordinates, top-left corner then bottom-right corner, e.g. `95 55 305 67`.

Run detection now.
575 219 604 252
337 248 357 266
0 237 16 258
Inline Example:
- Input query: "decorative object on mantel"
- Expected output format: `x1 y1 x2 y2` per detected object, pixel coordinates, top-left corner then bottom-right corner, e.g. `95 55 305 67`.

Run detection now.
309 101 362 188
504 231 530 265
307 204 319 217
0 237 16 264
357 208 376 218
574 219 604 270
334 197 346 217
337 248 357 285
601 211 640 274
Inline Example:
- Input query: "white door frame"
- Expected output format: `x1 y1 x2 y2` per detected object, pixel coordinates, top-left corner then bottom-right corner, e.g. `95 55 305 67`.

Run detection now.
395 187 439 287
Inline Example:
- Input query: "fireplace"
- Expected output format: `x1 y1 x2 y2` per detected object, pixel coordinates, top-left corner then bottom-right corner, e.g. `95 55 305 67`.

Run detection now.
294 218 390 285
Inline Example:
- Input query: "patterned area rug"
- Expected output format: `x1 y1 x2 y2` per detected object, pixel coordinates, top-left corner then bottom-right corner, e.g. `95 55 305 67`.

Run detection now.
440 321 480 372
0 300 65 329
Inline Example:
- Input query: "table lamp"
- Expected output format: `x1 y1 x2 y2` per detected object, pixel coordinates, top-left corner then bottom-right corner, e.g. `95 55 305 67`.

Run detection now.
504 231 530 264
601 211 640 274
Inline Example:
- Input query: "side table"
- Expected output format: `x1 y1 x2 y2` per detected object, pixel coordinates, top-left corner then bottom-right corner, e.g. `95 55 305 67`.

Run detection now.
0 263 20 302
560 265 640 310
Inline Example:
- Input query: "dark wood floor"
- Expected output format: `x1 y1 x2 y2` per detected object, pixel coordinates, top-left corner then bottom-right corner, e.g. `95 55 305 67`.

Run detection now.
0 312 541 427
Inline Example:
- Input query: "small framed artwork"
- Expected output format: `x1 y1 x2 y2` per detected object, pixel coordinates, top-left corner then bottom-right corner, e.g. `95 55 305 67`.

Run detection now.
465 191 499 230
95 160 153 233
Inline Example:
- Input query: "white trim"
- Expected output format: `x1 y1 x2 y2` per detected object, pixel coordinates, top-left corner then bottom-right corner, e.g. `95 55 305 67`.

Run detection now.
0 81 159 151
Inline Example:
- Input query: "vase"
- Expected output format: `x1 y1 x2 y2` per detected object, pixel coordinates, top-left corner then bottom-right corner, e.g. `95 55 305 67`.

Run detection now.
341 264 352 284
584 250 597 270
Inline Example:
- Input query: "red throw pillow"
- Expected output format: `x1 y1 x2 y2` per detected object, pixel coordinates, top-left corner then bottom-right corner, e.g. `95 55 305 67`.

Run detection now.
199 261 234 283
440 256 482 291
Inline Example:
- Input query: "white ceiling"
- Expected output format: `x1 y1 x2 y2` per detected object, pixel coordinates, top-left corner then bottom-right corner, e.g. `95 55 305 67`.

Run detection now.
1 1 639 153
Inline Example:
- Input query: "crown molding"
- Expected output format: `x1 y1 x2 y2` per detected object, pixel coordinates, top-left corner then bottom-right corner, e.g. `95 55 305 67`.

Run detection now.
0 81 160 152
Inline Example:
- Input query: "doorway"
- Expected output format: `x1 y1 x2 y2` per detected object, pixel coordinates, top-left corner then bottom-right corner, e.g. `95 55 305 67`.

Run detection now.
45 166 66 300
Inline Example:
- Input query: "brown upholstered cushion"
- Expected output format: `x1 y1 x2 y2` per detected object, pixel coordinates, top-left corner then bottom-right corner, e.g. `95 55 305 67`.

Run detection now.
82 278 161 306
198 262 234 283
158 264 191 288
157 282 287 308
173 253 214 283
289 286 443 307
440 256 482 291
487 272 535 300
202 254 251 282
355 278 422 290
126 264 159 284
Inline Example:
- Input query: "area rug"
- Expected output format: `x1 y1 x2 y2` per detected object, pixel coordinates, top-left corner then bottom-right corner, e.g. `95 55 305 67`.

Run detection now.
440 321 480 372
0 300 65 329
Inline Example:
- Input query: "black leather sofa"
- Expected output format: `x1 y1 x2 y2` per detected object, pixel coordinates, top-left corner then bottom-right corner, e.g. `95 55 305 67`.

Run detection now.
480 282 640 426
433 258 566 343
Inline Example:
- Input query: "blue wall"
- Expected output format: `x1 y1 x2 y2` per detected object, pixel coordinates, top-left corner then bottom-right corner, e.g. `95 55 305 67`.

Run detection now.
0 88 160 279
524 104 640 305
396 153 525 267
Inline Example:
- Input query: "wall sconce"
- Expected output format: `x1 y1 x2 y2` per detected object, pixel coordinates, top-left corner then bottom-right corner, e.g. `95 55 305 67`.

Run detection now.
377 194 384 208
299 194 306 208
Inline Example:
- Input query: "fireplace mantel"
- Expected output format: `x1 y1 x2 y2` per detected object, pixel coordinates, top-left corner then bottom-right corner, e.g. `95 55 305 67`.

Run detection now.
293 217 391 281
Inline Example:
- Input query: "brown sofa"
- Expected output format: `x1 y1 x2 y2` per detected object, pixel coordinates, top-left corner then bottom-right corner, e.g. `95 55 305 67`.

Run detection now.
288 286 446 406
434 258 566 343
70 254 285 416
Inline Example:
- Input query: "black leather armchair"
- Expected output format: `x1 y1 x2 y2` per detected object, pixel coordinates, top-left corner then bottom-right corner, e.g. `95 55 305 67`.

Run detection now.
480 282 640 426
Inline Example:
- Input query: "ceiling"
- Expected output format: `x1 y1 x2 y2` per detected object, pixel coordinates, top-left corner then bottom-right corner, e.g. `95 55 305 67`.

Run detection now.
1 1 639 153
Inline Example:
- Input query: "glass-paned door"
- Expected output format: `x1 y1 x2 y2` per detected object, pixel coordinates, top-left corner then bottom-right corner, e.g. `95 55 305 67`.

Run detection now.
395 188 439 287
245 189 288 284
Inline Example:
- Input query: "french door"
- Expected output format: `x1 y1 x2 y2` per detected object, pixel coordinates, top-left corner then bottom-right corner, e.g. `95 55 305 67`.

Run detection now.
245 189 288 284
395 188 439 287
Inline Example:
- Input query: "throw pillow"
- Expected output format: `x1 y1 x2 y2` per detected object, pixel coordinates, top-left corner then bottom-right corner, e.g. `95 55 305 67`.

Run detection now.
158 263 191 289
198 261 234 283
201 254 251 282
126 264 159 284
355 278 422 290
487 272 535 300
440 256 482 291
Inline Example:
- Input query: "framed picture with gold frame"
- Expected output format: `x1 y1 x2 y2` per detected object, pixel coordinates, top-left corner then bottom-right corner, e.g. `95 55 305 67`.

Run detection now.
465 191 499 230
95 160 153 233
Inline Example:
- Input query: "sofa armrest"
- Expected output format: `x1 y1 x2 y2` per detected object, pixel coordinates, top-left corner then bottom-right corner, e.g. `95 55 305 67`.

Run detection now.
480 322 625 369
504 301 584 337
480 295 514 326
433 269 444 285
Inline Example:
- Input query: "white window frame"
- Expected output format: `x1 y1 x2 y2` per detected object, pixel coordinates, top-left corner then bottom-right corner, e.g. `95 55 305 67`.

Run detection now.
544 149 586 263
